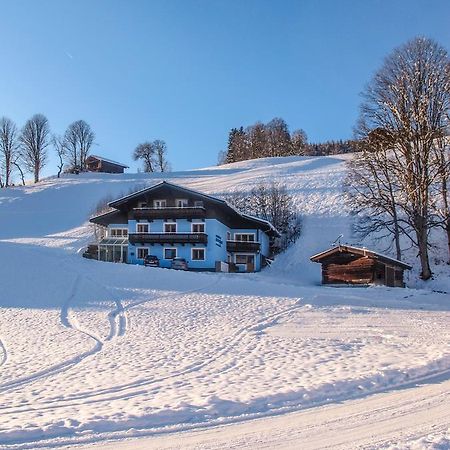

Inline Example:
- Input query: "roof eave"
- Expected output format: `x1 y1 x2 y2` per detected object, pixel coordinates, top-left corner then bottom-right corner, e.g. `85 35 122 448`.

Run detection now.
310 246 412 270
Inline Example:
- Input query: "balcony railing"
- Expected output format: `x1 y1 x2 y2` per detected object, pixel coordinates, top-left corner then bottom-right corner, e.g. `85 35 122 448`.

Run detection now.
226 240 261 253
129 232 208 245
132 206 206 220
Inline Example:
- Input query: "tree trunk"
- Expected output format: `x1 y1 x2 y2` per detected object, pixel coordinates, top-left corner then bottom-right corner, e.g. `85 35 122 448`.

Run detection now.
416 217 432 280
446 215 450 265
13 162 25 186
441 176 450 264
394 219 402 261
5 154 11 187
34 169 39 183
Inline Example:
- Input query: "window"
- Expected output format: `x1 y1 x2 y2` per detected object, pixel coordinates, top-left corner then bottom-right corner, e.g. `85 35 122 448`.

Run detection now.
164 247 177 259
137 201 147 208
153 199 167 208
234 233 255 242
164 222 177 233
136 223 149 233
192 248 205 261
110 228 128 237
226 231 231 241
176 199 188 208
192 223 205 233
194 200 204 207
137 247 149 259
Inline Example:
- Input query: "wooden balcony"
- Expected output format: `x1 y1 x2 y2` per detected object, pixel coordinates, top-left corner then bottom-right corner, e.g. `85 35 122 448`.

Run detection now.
129 233 208 245
226 240 261 253
132 207 206 220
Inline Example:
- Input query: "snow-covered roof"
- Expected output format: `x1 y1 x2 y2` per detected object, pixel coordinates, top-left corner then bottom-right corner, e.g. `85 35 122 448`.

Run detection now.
310 245 412 269
106 180 280 236
108 180 226 207
88 155 129 168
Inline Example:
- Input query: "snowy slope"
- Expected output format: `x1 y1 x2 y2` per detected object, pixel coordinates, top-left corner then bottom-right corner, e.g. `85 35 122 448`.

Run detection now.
0 155 449 449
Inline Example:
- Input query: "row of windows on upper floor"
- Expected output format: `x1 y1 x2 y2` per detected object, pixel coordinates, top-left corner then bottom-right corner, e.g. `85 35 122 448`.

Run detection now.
108 225 257 241
135 199 204 208
136 246 206 261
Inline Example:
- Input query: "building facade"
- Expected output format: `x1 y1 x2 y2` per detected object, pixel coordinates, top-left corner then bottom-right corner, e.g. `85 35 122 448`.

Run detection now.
89 181 279 272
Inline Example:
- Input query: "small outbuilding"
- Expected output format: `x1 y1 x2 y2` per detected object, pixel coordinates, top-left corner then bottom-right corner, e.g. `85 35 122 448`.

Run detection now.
86 155 129 174
310 245 412 287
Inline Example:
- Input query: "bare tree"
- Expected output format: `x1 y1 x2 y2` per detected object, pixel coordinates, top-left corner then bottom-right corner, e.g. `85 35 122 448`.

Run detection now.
0 117 19 187
19 114 50 183
63 120 95 172
430 135 450 262
225 181 302 252
217 149 227 165
347 129 404 260
133 142 155 172
153 139 170 172
291 129 308 155
52 135 66 178
350 37 450 280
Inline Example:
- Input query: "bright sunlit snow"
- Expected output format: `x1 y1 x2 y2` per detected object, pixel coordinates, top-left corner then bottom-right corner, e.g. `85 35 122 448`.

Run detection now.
0 155 449 449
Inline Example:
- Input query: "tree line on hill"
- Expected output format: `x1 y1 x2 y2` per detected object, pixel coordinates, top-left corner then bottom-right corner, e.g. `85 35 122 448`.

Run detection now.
218 118 356 164
0 114 96 186
0 114 171 186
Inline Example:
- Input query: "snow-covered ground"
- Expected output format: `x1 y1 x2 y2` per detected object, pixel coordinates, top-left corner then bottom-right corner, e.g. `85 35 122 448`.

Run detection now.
0 155 449 449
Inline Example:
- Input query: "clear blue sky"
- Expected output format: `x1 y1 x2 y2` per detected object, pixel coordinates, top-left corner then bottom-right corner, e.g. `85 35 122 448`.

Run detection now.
1 0 449 175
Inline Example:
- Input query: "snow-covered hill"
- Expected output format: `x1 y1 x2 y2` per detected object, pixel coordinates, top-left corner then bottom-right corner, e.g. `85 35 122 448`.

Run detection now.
0 155 449 449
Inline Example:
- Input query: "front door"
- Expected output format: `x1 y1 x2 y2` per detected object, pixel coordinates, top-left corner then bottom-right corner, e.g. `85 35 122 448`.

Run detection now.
235 254 255 272
386 266 395 287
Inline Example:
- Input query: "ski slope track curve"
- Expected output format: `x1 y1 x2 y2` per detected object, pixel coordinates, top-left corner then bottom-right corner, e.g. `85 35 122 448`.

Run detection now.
0 275 225 414
78 374 450 450
0 290 299 416
0 275 103 394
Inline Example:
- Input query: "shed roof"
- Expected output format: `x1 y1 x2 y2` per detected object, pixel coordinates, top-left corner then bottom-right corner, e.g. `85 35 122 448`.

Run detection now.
87 155 129 168
310 245 412 270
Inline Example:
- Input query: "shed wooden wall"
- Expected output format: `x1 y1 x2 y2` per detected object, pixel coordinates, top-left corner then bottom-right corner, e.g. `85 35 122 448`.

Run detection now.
98 161 125 173
322 255 375 285
319 253 406 287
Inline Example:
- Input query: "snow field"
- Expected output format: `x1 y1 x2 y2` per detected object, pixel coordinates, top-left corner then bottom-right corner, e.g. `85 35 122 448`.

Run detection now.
0 154 449 448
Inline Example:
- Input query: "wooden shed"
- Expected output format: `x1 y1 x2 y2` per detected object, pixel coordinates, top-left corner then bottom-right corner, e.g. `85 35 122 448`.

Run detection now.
310 245 412 287
86 155 129 174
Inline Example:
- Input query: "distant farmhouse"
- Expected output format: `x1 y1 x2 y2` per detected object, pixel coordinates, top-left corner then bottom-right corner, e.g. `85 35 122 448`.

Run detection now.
310 245 412 287
87 181 279 272
86 155 129 174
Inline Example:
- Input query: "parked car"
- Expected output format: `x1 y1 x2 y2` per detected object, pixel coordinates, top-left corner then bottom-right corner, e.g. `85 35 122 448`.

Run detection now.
144 254 160 267
170 257 188 270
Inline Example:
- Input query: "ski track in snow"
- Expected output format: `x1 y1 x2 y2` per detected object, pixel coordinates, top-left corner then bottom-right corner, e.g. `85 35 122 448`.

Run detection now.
0 275 103 394
0 274 225 412
1 290 299 415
